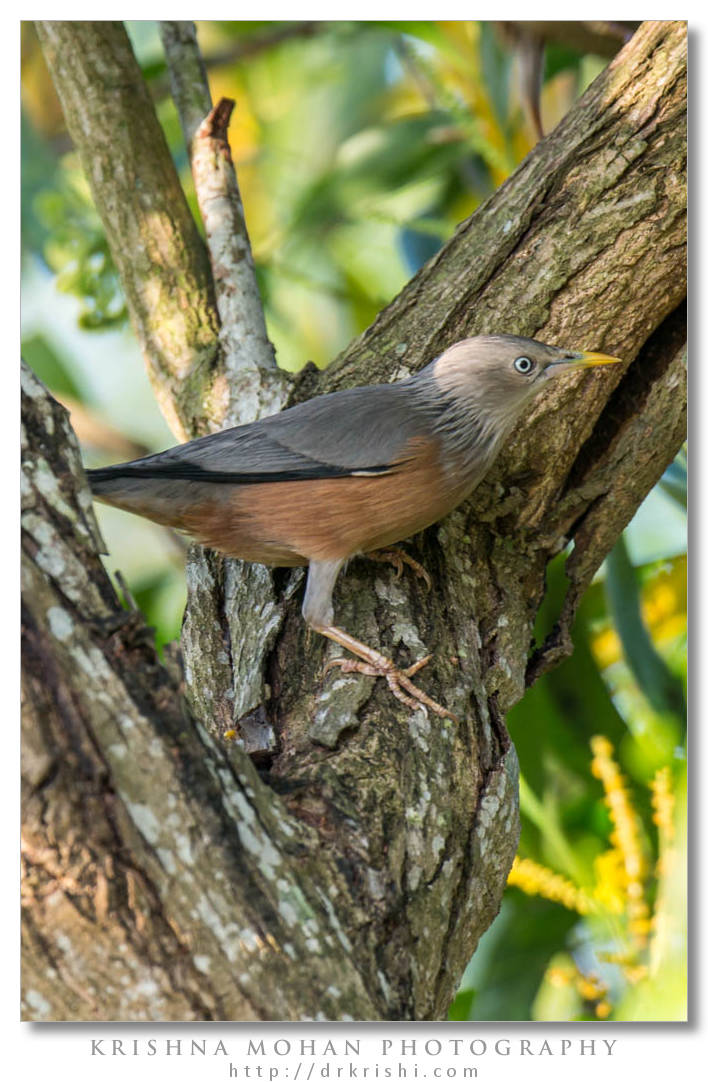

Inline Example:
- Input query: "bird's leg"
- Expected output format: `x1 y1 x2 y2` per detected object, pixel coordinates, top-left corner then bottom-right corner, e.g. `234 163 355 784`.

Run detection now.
302 558 456 721
318 624 456 720
365 547 432 591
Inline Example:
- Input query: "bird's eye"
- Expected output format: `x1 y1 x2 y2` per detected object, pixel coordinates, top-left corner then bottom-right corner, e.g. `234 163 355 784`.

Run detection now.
514 356 534 375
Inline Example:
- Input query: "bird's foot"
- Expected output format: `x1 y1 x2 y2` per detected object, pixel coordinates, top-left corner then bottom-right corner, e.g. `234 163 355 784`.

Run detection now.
324 648 456 720
366 547 432 591
317 623 457 720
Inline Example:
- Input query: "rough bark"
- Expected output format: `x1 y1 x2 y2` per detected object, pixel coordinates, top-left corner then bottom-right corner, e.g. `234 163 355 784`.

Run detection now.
22 21 686 1021
21 365 376 1021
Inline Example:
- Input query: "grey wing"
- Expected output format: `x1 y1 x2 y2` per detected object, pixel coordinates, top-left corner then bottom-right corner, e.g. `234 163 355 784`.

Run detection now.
88 382 427 488
259 382 427 472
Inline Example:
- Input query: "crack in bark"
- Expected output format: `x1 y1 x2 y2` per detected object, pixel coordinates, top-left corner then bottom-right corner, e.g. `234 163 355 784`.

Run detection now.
566 301 687 494
526 303 686 687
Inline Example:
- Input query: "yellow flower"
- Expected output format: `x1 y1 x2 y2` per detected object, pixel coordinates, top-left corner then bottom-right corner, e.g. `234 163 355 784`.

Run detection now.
592 850 627 914
576 972 607 1002
547 965 573 988
507 857 592 915
590 735 650 949
650 767 675 843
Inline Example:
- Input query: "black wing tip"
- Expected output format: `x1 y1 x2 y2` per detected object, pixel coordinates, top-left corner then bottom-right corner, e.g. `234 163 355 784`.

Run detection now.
86 460 395 489
86 466 123 490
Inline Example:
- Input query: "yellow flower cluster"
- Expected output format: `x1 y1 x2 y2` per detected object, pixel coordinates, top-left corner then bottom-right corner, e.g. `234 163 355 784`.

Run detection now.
576 971 611 1018
510 739 681 1020
506 857 593 915
642 580 684 640
591 559 685 668
546 962 611 1019
650 766 675 843
590 735 651 948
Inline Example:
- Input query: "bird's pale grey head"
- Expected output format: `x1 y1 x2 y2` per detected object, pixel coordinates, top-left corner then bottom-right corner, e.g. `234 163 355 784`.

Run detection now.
428 334 620 418
413 334 622 459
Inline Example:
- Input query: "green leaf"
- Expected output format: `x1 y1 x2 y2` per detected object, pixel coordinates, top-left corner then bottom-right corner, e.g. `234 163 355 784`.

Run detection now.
374 21 468 62
509 554 626 821
21 109 60 260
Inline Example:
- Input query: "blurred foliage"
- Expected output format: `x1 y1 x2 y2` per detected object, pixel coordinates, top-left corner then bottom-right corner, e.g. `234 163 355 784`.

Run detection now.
455 544 687 1021
21 19 590 365
605 535 686 726
33 162 127 330
20 109 59 258
20 20 686 1021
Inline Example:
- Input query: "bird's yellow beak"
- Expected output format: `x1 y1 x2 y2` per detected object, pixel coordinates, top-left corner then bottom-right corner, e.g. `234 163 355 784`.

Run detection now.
561 350 624 368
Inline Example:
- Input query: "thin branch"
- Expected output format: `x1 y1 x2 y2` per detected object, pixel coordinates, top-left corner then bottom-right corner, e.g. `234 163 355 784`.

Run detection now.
160 22 287 427
496 20 639 140
190 98 286 424
157 20 211 148
151 23 326 116
497 21 638 59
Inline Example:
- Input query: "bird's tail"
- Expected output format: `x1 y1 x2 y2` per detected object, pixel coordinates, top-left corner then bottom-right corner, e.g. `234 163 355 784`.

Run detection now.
85 462 193 529
87 464 137 489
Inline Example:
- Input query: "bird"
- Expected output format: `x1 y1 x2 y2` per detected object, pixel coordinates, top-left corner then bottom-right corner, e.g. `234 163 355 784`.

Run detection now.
87 335 621 718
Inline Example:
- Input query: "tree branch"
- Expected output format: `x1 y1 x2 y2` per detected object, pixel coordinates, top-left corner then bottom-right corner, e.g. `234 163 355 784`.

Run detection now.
159 23 287 429
189 97 288 425
178 23 685 1019
499 21 639 59
35 21 221 441
158 20 212 149
21 365 379 1020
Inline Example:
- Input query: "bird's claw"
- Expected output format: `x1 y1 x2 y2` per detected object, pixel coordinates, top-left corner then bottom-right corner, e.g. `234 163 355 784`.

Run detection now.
324 652 456 720
367 548 432 592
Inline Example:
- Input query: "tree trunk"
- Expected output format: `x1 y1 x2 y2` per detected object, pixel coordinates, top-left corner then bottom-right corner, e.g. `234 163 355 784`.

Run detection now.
22 21 686 1020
